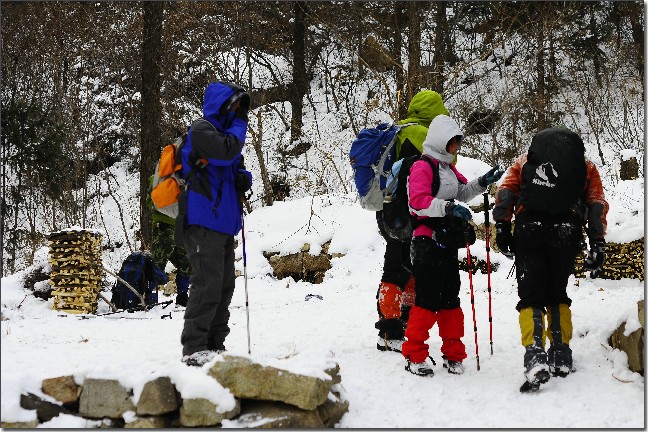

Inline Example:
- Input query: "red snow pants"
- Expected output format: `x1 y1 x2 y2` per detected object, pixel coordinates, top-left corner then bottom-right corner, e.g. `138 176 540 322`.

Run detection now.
401 236 467 363
402 306 466 363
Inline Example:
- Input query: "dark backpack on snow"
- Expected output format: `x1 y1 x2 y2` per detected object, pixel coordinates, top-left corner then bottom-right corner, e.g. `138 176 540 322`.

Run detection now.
520 128 587 215
111 251 168 310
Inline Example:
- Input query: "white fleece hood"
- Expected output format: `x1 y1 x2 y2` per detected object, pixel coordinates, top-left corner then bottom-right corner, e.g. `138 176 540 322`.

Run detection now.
422 114 463 163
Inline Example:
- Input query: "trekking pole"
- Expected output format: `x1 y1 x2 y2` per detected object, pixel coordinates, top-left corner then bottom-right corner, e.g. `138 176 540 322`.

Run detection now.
241 213 252 355
464 225 481 371
103 267 147 308
98 292 118 313
483 192 494 355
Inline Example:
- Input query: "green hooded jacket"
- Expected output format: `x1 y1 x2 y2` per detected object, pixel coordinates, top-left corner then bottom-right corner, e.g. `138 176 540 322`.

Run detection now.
395 90 449 160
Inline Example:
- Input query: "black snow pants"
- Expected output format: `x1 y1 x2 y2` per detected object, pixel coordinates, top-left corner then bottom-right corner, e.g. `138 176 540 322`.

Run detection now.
181 225 236 356
376 210 412 287
514 212 583 311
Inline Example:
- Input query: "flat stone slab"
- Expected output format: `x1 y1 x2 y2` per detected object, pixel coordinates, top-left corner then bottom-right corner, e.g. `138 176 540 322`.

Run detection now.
78 378 135 419
41 375 80 405
179 397 241 427
136 376 178 416
208 355 334 410
232 399 325 428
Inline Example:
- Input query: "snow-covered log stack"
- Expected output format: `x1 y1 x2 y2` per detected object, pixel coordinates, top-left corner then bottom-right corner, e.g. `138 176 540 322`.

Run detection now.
48 228 104 314
574 238 644 281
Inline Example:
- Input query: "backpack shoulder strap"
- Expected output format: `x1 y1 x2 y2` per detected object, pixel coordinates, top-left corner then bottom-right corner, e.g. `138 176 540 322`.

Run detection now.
173 132 188 166
420 156 441 197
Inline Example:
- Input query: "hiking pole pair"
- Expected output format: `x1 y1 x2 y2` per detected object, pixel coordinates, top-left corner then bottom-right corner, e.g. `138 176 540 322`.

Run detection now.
483 192 494 355
464 223 481 371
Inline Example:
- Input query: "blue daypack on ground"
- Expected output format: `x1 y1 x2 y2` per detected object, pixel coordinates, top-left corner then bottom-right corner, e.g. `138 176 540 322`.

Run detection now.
349 123 410 211
110 251 168 310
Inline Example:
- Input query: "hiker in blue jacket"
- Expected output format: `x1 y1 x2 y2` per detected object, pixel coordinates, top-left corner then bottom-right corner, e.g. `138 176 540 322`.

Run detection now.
179 81 253 367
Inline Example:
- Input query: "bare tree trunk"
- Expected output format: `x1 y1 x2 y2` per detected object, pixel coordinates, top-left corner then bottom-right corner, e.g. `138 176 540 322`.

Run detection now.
251 111 274 206
290 1 307 144
627 6 644 73
139 2 164 250
393 2 406 119
0 143 6 276
81 139 87 228
535 4 548 131
406 1 421 104
11 176 21 273
431 1 447 95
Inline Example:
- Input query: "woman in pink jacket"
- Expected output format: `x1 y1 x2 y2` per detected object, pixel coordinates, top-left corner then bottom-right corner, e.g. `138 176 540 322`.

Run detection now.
402 114 503 377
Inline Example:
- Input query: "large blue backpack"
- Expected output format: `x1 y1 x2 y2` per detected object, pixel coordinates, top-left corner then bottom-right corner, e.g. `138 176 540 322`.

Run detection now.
349 123 412 211
110 251 168 310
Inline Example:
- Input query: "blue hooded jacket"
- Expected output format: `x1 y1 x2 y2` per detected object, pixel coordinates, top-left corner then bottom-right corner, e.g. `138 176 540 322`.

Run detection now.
182 81 252 235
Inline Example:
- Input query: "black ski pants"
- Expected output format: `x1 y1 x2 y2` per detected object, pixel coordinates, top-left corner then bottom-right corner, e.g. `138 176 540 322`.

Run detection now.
514 213 582 311
411 236 461 311
181 225 236 356
375 211 412 339
376 211 412 287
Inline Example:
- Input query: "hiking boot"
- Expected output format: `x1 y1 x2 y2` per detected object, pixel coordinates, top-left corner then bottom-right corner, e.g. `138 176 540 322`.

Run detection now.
442 356 465 375
377 337 403 353
548 343 574 377
405 358 434 377
181 350 217 367
176 292 188 307
523 344 550 386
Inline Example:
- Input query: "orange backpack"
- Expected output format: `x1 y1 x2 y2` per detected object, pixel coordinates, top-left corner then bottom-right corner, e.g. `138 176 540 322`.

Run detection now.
151 135 185 218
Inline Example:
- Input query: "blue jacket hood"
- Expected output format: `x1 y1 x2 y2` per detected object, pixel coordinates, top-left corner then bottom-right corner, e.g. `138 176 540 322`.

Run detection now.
202 81 246 129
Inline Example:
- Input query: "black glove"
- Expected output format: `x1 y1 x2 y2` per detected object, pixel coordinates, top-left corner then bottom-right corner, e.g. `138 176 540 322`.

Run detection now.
229 91 250 121
463 222 477 246
445 201 472 221
235 105 249 122
478 165 505 187
584 239 606 271
235 171 252 193
495 221 515 259
221 91 250 122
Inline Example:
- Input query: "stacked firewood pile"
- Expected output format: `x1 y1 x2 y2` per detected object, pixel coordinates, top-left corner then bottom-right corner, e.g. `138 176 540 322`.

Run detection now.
48 229 104 314
574 238 644 281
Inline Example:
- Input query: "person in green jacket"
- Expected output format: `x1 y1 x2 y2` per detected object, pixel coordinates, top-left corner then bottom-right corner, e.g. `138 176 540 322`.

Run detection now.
148 175 192 306
375 90 450 353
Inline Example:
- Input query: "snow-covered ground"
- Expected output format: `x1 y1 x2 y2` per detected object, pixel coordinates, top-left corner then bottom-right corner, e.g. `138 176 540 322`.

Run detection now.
1 156 644 428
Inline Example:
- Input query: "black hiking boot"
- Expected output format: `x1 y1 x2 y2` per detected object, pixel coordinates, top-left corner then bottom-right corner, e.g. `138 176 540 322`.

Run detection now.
442 355 465 375
181 350 218 367
405 357 435 377
521 344 550 391
377 337 404 353
548 343 575 377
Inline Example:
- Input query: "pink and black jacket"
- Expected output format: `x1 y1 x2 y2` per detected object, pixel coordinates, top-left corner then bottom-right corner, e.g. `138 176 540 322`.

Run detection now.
407 115 486 240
